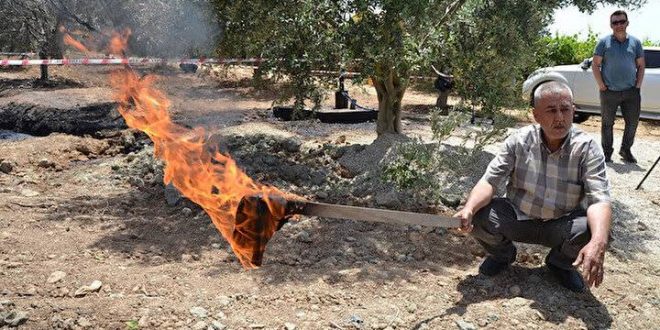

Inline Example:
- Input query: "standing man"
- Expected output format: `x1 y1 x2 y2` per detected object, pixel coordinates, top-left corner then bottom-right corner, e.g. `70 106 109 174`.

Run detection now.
593 10 645 163
454 81 612 293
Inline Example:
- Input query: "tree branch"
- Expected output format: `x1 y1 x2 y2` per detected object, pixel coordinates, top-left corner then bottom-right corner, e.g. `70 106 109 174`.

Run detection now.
417 0 469 53
47 0 98 32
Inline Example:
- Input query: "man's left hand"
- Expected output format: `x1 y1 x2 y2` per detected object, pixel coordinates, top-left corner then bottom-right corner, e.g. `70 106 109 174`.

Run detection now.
573 240 607 288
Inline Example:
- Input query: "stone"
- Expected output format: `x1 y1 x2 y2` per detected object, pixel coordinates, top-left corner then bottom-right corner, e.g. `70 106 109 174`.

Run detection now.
284 322 297 330
138 315 150 328
2 310 29 327
47 271 67 284
192 321 207 330
455 319 477 330
217 295 231 307
0 160 13 174
210 320 227 330
190 306 208 318
374 191 401 209
509 285 521 296
295 230 313 243
77 317 92 328
510 297 529 307
74 280 102 297
637 221 649 231
88 280 103 291
406 303 418 313
20 189 40 197
165 183 183 206
38 158 55 168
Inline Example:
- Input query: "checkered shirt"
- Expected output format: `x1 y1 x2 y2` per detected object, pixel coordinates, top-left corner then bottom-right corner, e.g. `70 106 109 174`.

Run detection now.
481 124 611 220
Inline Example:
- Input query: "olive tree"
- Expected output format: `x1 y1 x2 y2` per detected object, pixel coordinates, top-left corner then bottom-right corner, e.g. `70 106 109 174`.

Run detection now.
215 0 645 135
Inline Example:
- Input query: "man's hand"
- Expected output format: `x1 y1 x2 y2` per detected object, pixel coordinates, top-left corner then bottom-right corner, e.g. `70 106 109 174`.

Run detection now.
453 208 474 233
573 240 607 288
598 84 608 92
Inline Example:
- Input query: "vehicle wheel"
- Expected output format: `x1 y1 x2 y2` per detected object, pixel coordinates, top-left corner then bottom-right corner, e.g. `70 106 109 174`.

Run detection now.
573 113 590 123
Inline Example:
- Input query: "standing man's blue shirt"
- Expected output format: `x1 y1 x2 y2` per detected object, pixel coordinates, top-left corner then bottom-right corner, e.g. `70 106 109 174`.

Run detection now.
594 35 643 91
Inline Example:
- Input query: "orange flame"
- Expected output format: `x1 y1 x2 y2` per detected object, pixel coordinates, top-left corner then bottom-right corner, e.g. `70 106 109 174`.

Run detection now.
108 29 131 56
110 70 292 268
61 27 131 56
63 34 91 53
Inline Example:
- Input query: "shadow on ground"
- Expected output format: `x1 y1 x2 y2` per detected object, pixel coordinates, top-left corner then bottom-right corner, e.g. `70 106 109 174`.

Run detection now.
608 199 655 260
0 77 84 96
43 182 477 284
413 266 612 330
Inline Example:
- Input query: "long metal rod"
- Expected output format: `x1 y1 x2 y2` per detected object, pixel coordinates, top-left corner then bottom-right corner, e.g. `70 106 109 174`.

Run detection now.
286 200 460 228
636 155 660 190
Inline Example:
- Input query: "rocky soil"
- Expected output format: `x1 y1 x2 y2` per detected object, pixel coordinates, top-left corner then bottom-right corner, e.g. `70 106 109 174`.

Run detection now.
0 65 659 329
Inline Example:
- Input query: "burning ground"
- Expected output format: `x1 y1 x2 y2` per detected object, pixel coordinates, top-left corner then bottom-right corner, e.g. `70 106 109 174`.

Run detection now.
0 65 659 329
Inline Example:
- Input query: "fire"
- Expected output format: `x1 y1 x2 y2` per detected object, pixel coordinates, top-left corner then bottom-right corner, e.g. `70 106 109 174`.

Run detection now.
63 34 91 54
63 28 294 268
108 29 131 56
60 27 131 56
111 70 292 268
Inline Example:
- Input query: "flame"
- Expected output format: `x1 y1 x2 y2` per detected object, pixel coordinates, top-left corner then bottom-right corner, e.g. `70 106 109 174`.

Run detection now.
108 29 131 56
63 34 91 53
61 28 131 56
110 70 292 268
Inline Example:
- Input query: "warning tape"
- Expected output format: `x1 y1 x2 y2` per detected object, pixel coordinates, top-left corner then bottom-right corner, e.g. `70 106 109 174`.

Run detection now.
0 56 435 80
0 57 263 66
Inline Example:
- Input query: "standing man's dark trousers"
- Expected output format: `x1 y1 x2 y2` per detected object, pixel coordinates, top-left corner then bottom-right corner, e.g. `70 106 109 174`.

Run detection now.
600 87 641 158
470 198 590 270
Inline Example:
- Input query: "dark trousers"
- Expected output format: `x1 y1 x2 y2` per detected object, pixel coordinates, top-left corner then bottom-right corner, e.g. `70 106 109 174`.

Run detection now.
470 198 591 270
599 88 641 157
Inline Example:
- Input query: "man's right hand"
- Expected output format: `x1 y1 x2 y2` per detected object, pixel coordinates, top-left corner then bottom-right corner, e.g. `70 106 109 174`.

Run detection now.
453 208 474 233
598 84 608 92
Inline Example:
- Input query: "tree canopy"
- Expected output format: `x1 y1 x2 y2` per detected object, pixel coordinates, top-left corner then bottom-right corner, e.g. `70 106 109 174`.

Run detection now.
0 0 220 58
214 0 646 134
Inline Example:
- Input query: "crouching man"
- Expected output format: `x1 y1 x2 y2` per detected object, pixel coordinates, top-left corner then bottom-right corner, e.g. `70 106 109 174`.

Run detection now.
454 81 612 292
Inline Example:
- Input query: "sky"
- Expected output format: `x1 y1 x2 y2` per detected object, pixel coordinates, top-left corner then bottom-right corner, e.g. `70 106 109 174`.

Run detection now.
549 1 660 41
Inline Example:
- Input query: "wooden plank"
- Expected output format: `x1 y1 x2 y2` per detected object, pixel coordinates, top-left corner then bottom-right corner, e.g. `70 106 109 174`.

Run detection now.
289 201 460 228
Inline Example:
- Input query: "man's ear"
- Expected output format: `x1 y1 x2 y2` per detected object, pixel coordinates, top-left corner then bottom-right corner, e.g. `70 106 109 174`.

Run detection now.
531 108 540 122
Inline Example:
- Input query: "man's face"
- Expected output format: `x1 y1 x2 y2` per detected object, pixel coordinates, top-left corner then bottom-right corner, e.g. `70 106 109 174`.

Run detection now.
610 14 628 34
533 91 575 143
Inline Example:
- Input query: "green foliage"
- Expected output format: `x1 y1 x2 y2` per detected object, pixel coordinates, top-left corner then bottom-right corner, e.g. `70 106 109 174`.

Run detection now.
443 0 554 115
534 31 599 68
642 38 660 47
125 320 139 330
383 106 515 200
382 139 434 189
213 0 643 134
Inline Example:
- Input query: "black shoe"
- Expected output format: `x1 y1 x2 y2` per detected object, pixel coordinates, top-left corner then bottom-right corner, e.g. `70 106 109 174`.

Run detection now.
546 262 586 293
478 257 512 276
604 155 612 163
619 149 637 163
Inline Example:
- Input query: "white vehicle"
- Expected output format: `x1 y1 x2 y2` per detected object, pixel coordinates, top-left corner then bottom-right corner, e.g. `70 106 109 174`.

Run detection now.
522 46 660 122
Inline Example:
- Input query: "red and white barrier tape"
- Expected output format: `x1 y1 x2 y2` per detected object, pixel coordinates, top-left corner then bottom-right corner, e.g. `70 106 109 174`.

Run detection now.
0 57 435 80
0 57 263 66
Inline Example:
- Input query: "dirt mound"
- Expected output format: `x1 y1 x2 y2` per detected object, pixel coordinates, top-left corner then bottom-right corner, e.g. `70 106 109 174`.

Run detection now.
0 87 126 136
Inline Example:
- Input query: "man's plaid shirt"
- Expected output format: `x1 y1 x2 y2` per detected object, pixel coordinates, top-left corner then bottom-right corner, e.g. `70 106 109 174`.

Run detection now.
481 124 611 220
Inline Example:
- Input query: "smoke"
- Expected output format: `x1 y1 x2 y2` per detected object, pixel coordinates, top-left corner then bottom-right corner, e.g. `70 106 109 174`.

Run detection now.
122 0 221 58
118 0 221 58
58 0 221 58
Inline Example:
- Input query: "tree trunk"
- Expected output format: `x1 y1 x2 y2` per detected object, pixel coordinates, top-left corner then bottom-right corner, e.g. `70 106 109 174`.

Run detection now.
372 69 407 135
39 51 49 81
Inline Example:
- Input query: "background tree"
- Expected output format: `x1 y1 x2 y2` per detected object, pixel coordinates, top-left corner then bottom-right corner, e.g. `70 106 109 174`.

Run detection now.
215 0 645 135
0 0 220 80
